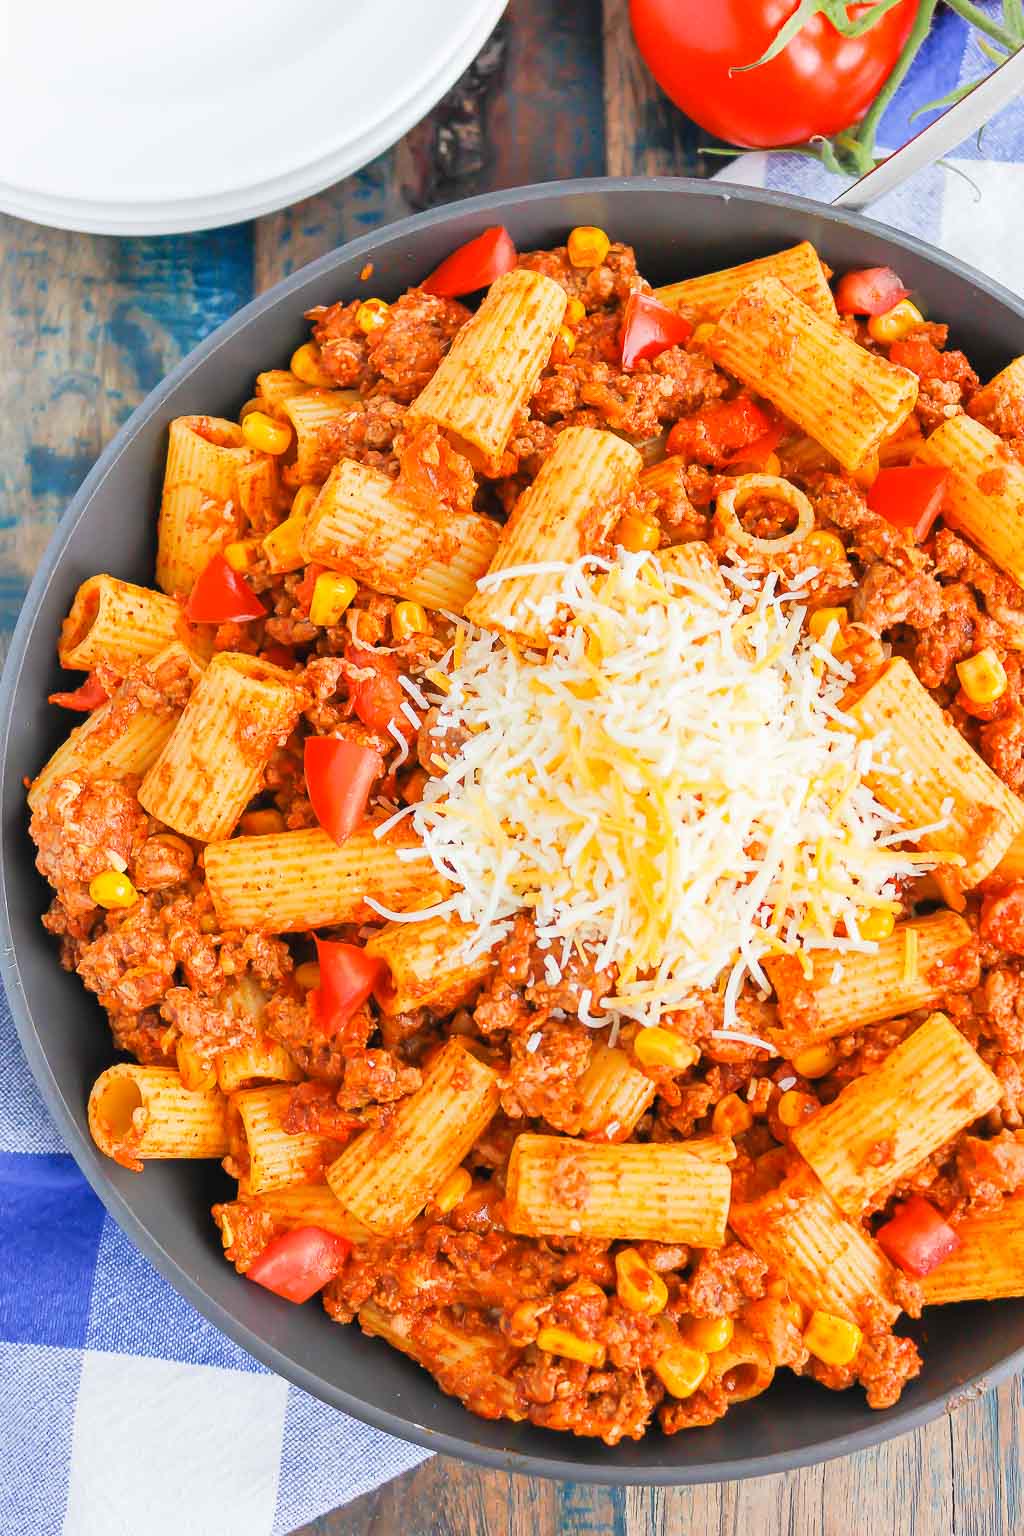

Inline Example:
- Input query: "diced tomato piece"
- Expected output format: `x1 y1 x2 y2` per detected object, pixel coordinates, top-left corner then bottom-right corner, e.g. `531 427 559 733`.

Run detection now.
834 266 909 317
875 1196 960 1277
421 226 517 298
185 553 266 624
667 396 774 465
304 736 382 845
867 465 948 542
620 293 693 368
246 1226 352 1303
346 646 406 736
49 672 110 711
313 938 385 1034
293 563 325 617
724 415 784 469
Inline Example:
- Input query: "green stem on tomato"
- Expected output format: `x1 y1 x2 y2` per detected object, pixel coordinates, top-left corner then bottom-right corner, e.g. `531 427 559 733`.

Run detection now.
845 0 942 172
942 0 1019 49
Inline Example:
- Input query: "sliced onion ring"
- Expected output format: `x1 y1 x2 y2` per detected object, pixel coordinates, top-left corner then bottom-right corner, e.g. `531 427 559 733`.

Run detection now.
715 474 815 556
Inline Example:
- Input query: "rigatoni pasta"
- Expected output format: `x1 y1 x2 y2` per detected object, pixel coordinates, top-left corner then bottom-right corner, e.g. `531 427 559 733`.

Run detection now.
88 1065 228 1169
767 911 972 1043
157 415 256 593
300 457 501 614
843 657 1024 893
230 1084 329 1194
326 1039 499 1233
791 1013 1001 1214
204 824 448 932
710 276 918 471
407 267 566 474
364 915 496 1014
576 1042 656 1141
138 653 300 842
916 412 1024 587
505 1135 731 1245
59 573 183 675
463 427 642 643
655 241 838 324
920 1195 1024 1304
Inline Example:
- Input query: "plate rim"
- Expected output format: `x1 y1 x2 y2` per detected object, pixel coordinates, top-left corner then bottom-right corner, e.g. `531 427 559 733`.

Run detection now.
5 175 1024 1484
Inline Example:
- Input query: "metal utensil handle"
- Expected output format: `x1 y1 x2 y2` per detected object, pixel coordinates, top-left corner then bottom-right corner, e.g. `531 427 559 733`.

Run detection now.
831 44 1024 209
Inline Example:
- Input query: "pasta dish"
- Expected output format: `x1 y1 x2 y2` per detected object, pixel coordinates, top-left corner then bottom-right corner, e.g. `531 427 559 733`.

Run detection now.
29 225 1024 1442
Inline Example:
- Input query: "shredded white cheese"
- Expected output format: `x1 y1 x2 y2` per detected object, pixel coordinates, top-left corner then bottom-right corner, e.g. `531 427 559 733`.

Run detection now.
410 553 944 1028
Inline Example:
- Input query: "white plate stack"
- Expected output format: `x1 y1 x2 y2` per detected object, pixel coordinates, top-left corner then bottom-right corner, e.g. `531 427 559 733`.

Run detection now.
0 0 508 235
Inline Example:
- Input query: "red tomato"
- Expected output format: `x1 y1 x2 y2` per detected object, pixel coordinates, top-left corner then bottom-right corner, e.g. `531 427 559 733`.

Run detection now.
834 266 909 316
867 466 948 543
629 0 918 148
49 672 110 711
346 646 406 736
421 226 517 298
185 553 266 624
620 293 693 369
304 736 382 845
667 397 773 465
293 563 324 617
314 938 385 1033
246 1226 352 1303
875 1196 960 1277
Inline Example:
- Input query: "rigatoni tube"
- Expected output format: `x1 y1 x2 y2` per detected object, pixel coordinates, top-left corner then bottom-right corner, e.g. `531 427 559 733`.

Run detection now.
464 427 642 644
157 415 255 594
407 268 567 475
88 1064 228 1170
791 1012 1000 1216
204 824 446 933
301 457 500 615
59 573 183 675
505 1134 730 1246
655 242 838 324
138 653 300 842
916 413 1024 588
710 276 917 472
326 1039 500 1233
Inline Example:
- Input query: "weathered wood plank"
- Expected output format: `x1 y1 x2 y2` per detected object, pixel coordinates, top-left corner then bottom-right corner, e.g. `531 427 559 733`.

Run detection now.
254 0 605 294
0 217 252 644
602 0 716 179
950 1375 1024 1536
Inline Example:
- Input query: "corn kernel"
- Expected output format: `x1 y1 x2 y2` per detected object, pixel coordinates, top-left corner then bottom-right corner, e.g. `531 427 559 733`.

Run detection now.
433 1165 472 1214
240 808 285 836
614 514 660 553
804 530 846 567
615 1248 669 1316
536 1326 606 1368
803 1309 863 1367
867 299 924 344
392 601 429 640
239 396 265 421
567 225 611 269
294 961 321 991
89 870 138 910
791 1041 838 1079
654 1343 710 1398
957 646 1007 706
711 1092 753 1137
291 481 321 519
685 1315 734 1354
309 572 358 628
223 539 261 573
859 908 896 942
691 322 717 348
176 1037 216 1092
633 1026 699 1071
554 324 576 360
565 296 586 326
262 517 305 573
290 341 335 388
356 298 390 334
808 606 848 643
761 452 782 477
778 1089 817 1128
242 411 293 456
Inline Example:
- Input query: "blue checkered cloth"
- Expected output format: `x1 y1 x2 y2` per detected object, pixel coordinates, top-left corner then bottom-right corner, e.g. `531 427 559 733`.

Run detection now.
4 6 1024 1532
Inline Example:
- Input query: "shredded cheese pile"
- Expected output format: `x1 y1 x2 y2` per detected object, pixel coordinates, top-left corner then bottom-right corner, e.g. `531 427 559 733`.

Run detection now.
404 552 939 1032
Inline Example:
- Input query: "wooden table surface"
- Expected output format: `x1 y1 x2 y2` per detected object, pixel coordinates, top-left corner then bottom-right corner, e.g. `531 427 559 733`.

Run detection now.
4 2 1024 1531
